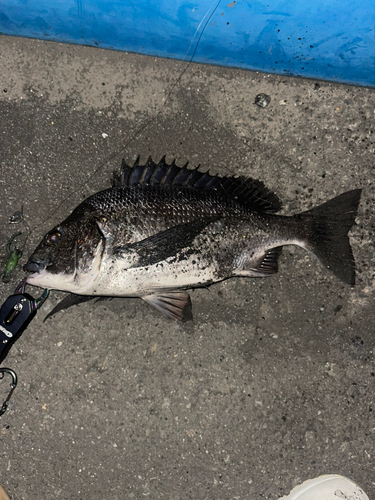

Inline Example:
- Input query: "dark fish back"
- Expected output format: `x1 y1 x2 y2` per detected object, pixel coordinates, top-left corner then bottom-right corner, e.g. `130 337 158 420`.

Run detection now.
112 156 282 214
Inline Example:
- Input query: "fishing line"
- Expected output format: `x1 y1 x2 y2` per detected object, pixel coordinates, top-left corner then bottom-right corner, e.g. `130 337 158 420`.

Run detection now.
30 0 223 235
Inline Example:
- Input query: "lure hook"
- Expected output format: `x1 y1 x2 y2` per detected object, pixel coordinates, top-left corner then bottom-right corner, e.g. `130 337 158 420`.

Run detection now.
0 368 18 416
14 278 50 310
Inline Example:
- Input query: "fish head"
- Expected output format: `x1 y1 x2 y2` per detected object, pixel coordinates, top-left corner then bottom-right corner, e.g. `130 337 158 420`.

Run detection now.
23 206 104 292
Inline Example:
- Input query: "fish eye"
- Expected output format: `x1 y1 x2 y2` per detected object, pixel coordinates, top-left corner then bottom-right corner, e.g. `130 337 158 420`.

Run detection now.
47 229 63 245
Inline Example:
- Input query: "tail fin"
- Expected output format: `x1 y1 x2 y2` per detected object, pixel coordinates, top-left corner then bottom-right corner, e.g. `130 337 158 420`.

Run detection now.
300 189 361 285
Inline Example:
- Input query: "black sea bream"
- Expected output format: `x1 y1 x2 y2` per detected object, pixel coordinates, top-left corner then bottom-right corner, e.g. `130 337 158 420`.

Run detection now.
24 157 361 321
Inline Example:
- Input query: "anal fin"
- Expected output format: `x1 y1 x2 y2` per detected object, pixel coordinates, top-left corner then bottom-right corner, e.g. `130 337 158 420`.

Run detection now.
251 246 282 277
142 290 193 322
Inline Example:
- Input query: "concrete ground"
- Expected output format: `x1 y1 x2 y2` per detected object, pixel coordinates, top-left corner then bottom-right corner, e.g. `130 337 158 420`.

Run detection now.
0 34 374 500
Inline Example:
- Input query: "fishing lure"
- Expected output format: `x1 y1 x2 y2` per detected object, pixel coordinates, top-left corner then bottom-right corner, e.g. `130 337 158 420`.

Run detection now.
1 232 23 284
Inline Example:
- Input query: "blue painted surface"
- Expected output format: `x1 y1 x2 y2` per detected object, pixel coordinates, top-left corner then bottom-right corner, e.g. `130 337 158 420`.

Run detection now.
0 0 374 86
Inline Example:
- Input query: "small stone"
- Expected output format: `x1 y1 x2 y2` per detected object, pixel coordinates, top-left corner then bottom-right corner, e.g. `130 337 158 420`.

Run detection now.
9 210 23 223
254 93 271 108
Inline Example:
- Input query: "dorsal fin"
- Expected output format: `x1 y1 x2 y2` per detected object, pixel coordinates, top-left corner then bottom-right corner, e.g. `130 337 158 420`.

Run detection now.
113 156 282 213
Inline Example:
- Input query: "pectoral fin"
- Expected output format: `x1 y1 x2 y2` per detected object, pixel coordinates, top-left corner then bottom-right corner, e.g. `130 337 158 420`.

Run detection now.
123 216 221 268
142 290 193 321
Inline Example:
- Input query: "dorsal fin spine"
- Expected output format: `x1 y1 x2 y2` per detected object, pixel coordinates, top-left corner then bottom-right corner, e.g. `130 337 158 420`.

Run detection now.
115 156 282 213
160 166 172 185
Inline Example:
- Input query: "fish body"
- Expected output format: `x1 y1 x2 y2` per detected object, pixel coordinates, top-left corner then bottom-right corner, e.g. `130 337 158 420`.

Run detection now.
24 157 361 320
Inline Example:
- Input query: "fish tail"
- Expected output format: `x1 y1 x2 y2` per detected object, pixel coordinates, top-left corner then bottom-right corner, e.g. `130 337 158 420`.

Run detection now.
299 189 362 285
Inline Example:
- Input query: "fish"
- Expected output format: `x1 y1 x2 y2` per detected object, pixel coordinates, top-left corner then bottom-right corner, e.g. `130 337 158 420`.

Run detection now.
23 156 362 321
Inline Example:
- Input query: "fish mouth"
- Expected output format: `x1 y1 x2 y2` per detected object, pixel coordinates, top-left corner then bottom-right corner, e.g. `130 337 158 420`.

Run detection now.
23 261 46 274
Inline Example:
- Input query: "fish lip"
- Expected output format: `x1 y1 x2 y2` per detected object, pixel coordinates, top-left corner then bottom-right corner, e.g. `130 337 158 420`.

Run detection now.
23 261 46 274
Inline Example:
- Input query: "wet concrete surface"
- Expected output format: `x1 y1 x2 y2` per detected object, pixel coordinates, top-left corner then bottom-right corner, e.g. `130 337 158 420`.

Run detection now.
0 35 374 499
